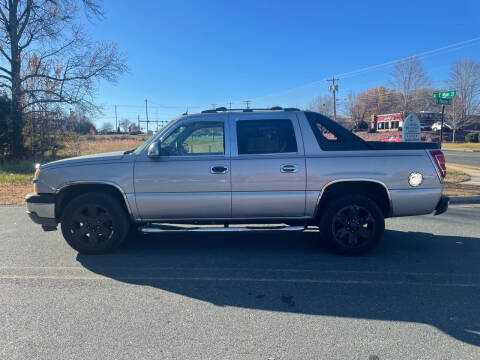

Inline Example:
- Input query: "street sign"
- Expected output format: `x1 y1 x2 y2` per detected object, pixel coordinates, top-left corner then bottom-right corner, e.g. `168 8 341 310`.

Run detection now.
402 113 421 142
432 90 456 99
436 98 451 105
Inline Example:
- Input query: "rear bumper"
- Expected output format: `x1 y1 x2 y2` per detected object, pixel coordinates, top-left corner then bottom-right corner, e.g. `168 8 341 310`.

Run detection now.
434 195 449 216
25 193 57 229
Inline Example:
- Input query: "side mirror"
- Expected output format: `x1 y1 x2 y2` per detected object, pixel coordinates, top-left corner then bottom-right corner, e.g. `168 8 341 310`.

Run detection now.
147 141 161 158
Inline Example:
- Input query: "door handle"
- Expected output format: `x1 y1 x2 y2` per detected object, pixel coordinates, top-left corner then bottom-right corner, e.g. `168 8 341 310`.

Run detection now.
280 164 298 173
211 165 229 174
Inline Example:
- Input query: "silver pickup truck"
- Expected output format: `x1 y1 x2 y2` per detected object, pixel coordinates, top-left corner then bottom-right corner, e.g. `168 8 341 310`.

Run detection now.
26 108 449 255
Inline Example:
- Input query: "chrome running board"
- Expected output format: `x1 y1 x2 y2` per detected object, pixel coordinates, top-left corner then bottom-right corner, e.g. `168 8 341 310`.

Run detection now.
139 224 306 233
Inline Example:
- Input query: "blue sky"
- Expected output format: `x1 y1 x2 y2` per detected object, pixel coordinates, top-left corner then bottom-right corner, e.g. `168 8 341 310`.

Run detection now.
90 0 480 128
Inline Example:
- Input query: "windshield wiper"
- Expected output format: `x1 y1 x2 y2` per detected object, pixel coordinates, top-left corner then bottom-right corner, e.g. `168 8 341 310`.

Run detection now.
124 148 136 154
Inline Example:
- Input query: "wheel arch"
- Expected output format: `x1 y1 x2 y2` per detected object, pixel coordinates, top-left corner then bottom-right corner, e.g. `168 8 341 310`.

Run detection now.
314 179 392 219
55 181 134 220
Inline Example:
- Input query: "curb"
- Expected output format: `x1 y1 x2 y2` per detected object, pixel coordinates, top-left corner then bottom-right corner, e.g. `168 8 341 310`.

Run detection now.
449 195 480 204
443 149 480 152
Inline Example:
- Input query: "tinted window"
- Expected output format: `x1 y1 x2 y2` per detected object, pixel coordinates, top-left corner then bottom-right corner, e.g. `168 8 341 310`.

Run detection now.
304 111 369 151
161 122 224 156
315 123 338 140
236 119 298 155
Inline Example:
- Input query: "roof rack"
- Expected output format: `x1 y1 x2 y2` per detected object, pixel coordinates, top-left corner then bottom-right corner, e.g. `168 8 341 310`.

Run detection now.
201 106 300 114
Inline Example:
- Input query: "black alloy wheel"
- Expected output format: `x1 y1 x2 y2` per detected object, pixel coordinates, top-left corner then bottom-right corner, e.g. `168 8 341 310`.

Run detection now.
61 192 130 254
319 194 385 255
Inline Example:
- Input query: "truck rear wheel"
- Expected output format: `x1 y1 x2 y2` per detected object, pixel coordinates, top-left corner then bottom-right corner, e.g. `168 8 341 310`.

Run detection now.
60 192 130 254
319 194 385 255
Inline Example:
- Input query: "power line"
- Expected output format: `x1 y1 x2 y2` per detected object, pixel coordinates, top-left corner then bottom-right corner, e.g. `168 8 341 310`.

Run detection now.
247 36 480 103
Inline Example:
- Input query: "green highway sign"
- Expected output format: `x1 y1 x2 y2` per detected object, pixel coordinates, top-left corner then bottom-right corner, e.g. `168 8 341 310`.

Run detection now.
436 98 451 105
433 90 457 99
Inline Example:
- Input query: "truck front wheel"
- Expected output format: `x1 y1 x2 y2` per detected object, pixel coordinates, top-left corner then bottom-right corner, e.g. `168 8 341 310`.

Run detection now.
60 192 130 254
319 194 385 255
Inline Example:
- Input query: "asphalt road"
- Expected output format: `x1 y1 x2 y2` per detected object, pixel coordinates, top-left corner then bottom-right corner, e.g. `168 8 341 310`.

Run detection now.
444 150 480 167
1 206 480 359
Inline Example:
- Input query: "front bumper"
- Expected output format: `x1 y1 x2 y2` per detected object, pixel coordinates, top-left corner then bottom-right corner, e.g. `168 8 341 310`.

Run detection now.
25 193 57 229
434 195 449 216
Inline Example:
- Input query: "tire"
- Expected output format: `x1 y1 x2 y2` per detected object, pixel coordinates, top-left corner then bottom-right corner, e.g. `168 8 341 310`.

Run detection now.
60 192 130 254
319 194 385 255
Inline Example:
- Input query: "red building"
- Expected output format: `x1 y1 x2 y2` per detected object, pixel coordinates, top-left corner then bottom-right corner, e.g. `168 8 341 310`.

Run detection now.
371 113 403 131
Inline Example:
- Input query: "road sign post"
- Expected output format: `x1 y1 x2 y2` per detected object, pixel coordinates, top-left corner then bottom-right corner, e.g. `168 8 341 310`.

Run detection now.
436 98 451 105
432 90 456 147
440 105 445 147
433 90 456 99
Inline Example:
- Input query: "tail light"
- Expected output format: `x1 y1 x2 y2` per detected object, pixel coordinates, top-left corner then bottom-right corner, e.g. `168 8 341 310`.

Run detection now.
429 150 446 179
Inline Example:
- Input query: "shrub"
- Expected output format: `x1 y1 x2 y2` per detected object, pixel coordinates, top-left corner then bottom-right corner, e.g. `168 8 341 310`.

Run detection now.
465 132 479 143
367 127 376 133
352 121 369 132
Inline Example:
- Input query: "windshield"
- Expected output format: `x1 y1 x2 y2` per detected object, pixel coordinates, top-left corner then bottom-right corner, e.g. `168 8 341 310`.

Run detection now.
133 118 179 155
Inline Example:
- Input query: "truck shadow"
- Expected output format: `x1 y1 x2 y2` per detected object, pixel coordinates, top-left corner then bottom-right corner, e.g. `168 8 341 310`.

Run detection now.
77 229 480 347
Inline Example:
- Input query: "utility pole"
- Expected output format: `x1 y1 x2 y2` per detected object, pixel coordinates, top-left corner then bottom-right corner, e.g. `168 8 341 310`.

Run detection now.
244 100 251 109
145 99 149 133
115 105 118 133
327 77 339 121
137 114 140 131
228 102 232 111
440 104 445 146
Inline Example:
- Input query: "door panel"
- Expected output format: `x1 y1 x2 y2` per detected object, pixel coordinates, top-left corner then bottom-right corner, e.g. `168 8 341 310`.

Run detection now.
230 114 306 218
134 117 231 220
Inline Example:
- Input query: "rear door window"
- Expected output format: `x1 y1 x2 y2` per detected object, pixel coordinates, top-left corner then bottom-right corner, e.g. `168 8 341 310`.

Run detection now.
236 119 298 155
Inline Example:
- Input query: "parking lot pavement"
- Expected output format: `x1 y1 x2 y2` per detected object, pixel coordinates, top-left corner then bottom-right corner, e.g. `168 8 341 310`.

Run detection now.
444 150 480 167
1 205 480 359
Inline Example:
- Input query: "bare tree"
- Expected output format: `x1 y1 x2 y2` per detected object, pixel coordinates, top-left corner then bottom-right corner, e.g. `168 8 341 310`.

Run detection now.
120 118 131 133
308 94 334 117
391 56 431 115
446 59 480 142
343 91 366 130
0 0 127 158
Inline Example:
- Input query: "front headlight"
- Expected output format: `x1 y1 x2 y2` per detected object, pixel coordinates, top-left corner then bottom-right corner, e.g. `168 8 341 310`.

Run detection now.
33 164 41 193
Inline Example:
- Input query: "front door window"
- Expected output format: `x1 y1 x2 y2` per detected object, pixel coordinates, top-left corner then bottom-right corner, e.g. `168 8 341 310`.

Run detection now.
161 122 224 156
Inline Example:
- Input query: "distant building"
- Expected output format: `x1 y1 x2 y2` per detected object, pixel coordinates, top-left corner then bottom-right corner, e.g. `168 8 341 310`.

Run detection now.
371 111 444 132
371 113 403 131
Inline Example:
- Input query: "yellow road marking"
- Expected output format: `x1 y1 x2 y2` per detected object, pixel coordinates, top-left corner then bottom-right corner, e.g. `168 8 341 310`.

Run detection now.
0 274 479 287
0 266 477 278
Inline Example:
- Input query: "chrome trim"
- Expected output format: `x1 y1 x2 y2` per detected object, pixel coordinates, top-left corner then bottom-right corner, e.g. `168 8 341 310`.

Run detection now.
313 178 393 218
140 225 305 233
408 172 423 187
280 164 298 173
139 216 310 222
55 180 135 219
26 202 55 219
